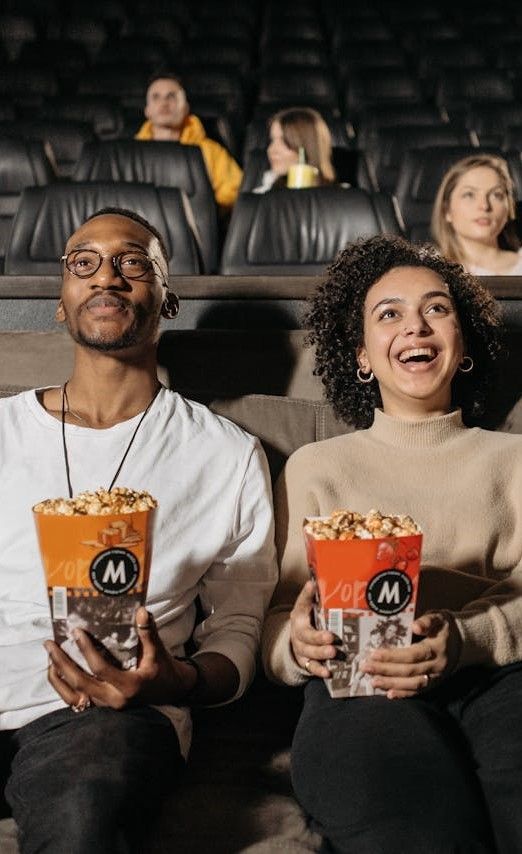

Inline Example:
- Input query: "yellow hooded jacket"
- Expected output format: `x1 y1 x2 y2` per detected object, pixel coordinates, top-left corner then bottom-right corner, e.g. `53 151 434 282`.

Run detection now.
135 114 243 209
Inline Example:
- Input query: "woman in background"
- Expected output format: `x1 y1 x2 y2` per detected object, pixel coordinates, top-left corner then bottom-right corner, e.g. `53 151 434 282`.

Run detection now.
253 107 336 193
431 154 522 275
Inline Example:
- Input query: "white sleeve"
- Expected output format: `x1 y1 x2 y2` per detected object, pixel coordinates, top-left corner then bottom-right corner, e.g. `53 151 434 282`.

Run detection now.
192 439 278 699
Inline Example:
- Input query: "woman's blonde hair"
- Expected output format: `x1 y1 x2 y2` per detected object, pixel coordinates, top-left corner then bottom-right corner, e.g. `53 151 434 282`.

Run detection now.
269 107 336 184
431 154 520 262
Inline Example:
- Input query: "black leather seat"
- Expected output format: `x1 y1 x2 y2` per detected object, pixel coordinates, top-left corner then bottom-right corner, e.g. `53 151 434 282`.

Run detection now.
76 66 150 113
0 98 15 121
73 140 218 273
354 104 445 148
121 16 184 48
4 182 200 275
0 120 95 178
220 187 402 275
181 39 252 75
436 69 515 117
0 137 54 271
68 0 127 34
44 17 109 61
0 13 38 60
331 21 395 53
335 41 408 77
180 66 246 125
43 96 124 140
17 39 90 92
262 20 326 43
0 65 59 109
257 67 339 113
343 70 425 118
365 124 474 193
260 41 331 69
96 37 171 68
394 146 502 242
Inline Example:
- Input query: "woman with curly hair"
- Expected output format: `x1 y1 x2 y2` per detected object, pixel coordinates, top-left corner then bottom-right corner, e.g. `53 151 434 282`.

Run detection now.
262 235 522 853
431 154 522 275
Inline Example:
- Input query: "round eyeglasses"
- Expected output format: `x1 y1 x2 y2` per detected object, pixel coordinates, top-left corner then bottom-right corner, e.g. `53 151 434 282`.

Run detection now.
61 250 159 281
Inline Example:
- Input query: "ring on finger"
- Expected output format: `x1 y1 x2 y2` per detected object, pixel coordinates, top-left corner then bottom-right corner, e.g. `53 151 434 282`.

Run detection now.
71 695 91 714
304 658 312 673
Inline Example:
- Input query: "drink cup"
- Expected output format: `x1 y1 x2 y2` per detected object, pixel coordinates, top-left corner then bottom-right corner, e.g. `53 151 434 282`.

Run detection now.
287 163 319 188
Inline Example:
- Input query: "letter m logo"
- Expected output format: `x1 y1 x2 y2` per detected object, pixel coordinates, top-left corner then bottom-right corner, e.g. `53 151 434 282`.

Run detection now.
102 559 127 585
377 581 400 604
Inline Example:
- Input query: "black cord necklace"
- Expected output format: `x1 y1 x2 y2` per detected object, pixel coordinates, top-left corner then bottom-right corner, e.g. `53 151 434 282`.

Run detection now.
61 382 162 499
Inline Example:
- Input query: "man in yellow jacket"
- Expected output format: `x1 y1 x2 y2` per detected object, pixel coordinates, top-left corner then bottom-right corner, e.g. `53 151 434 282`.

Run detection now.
135 73 243 210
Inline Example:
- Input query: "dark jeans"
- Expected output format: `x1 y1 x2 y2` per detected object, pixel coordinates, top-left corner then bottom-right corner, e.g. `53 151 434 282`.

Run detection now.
0 705 184 854
292 663 522 854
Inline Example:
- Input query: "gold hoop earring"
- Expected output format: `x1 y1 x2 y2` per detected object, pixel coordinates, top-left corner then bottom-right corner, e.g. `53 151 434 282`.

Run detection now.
356 368 374 384
458 356 474 374
161 291 179 319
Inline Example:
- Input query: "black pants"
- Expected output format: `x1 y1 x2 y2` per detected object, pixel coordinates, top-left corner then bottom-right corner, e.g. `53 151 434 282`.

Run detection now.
1 705 184 854
292 663 522 854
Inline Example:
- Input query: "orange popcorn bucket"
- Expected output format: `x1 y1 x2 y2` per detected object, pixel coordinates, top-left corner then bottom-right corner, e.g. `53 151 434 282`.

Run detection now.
34 506 155 670
304 520 422 698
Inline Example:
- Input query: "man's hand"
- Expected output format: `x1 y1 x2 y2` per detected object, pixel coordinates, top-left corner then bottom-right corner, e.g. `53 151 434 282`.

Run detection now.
358 611 462 699
44 607 198 711
290 580 338 679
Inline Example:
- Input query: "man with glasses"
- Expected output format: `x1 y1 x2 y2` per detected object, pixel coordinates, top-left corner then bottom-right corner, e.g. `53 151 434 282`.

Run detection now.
0 208 277 852
136 72 243 210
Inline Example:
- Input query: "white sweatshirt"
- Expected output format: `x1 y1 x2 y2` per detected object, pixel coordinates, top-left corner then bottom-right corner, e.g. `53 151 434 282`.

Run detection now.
0 388 277 757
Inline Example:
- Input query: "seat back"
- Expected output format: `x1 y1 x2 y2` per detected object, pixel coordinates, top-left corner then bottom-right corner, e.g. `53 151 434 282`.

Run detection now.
220 187 402 275
366 124 474 193
44 95 125 140
257 67 339 113
436 69 515 114
343 69 424 116
4 182 200 275
0 120 94 178
73 140 218 272
0 137 54 267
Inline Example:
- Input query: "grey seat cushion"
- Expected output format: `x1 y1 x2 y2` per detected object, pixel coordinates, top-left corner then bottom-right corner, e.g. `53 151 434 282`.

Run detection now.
211 394 350 481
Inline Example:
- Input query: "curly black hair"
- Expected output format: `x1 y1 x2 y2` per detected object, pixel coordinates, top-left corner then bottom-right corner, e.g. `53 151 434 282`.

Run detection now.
306 235 503 429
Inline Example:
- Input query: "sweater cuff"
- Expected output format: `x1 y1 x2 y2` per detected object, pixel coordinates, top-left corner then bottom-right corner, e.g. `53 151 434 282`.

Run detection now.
454 613 498 668
262 612 310 687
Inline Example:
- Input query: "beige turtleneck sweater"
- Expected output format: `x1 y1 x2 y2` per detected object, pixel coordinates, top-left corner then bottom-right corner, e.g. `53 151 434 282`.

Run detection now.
262 410 522 686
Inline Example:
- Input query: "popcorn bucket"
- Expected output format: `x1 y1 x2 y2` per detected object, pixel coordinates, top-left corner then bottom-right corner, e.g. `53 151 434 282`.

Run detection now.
33 490 156 670
304 512 422 698
287 163 319 188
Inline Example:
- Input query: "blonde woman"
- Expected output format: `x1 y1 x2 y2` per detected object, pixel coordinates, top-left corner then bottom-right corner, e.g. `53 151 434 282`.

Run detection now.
431 154 522 274
253 107 336 193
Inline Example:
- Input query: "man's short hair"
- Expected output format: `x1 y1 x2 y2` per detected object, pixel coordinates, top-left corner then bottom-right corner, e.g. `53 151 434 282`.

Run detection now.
85 207 169 267
146 70 186 93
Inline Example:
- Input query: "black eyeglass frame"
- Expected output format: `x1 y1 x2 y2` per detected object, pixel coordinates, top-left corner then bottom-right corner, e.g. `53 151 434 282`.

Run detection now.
60 249 166 284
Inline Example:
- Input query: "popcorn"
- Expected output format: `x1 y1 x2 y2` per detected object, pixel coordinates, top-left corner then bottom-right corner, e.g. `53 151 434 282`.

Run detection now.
304 508 420 541
33 487 157 516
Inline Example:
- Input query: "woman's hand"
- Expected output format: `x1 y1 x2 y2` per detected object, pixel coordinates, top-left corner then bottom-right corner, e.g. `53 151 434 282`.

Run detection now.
44 607 198 711
358 611 462 699
290 580 338 678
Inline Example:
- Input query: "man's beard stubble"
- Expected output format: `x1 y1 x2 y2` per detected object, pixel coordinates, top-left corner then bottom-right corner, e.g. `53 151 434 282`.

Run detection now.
66 302 158 352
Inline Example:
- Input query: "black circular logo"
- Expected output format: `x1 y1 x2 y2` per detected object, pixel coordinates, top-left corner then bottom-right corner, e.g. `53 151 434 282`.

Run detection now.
89 548 140 596
366 569 412 616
